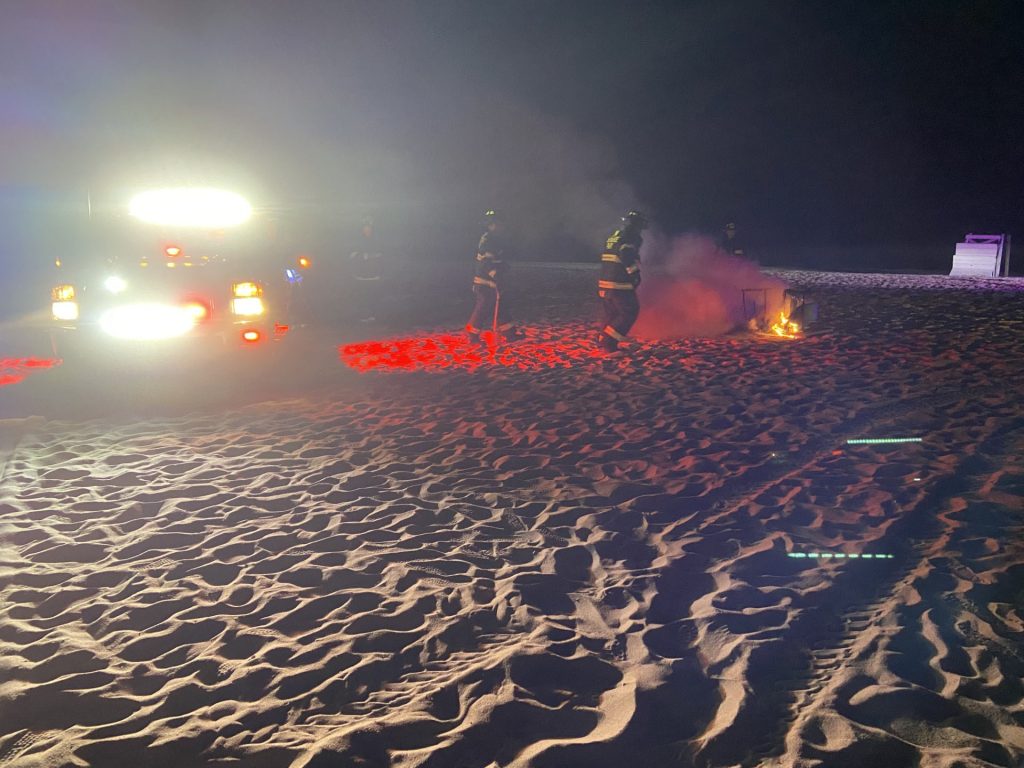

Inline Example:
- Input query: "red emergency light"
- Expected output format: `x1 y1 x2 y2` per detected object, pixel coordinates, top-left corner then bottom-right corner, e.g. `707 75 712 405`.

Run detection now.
184 300 211 322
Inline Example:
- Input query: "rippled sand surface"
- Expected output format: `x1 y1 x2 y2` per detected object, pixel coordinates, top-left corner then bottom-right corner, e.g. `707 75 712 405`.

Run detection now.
1 269 1022 767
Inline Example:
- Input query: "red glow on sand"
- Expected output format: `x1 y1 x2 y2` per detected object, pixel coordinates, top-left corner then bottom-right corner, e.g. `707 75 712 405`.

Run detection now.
339 330 605 373
0 358 61 387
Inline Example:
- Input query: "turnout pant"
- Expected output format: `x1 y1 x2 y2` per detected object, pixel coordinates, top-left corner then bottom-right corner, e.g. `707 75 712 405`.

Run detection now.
467 285 513 334
600 289 639 350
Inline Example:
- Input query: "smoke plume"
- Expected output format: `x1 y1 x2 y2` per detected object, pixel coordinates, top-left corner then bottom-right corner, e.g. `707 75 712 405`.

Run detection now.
633 233 787 339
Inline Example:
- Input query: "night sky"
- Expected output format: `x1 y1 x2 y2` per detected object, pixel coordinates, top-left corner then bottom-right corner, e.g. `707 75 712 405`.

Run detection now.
2 0 1022 265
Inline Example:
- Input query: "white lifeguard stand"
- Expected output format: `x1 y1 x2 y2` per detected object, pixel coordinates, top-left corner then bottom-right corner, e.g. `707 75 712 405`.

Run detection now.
949 234 1011 277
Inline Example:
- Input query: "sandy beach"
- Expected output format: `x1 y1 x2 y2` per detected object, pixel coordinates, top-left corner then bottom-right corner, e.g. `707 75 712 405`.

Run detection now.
1 266 1022 767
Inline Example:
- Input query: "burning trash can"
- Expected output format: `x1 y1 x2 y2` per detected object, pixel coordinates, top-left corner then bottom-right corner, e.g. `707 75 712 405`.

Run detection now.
743 287 819 338
769 289 819 337
782 289 818 328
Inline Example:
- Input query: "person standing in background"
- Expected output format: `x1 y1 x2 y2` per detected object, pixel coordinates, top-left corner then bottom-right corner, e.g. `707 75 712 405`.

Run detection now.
349 215 382 323
720 221 749 261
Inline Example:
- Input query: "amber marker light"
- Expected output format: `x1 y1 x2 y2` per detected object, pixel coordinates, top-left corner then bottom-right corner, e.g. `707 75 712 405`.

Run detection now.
52 284 75 301
232 281 262 298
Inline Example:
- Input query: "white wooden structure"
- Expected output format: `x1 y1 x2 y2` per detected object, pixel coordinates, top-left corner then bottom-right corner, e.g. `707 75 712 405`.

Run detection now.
949 234 1009 277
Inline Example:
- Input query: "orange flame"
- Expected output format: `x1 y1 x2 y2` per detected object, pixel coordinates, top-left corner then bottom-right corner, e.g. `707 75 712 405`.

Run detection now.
770 310 801 338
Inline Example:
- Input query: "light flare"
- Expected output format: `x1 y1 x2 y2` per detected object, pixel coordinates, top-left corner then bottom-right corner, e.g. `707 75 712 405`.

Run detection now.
99 303 197 340
846 437 923 445
184 301 211 321
104 275 128 294
129 188 252 228
788 553 895 559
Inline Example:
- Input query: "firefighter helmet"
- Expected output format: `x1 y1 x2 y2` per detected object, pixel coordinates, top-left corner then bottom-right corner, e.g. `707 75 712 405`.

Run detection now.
484 209 503 222
622 210 648 229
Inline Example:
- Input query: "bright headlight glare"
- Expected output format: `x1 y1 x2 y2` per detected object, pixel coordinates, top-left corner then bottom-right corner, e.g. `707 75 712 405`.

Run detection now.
100 303 197 340
231 297 265 316
52 301 79 321
104 275 128 294
128 188 252 228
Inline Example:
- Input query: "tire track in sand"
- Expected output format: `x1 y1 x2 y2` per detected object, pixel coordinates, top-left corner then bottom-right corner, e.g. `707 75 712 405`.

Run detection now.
715 415 1021 767
635 384 1005 766
760 421 1024 767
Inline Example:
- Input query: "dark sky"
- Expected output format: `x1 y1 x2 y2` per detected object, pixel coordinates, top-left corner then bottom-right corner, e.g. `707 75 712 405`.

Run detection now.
2 0 1022 258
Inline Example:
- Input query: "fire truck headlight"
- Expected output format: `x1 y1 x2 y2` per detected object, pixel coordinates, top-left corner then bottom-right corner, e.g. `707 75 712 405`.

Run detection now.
104 275 128 294
231 297 265 316
52 301 79 321
100 304 197 340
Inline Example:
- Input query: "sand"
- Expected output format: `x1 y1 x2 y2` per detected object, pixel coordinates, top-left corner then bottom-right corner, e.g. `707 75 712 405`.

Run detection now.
0 266 1022 767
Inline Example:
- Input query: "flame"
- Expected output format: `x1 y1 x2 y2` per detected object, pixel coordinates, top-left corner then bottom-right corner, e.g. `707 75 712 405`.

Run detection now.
770 310 801 338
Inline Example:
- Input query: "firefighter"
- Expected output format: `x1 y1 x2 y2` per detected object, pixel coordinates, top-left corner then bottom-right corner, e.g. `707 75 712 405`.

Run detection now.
598 210 647 352
466 209 514 342
349 215 382 322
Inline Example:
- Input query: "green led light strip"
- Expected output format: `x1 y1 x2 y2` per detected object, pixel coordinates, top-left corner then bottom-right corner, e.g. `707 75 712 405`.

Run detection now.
846 437 923 445
788 552 894 559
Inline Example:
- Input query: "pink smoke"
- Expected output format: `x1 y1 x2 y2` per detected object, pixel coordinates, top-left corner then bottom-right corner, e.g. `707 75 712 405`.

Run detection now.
632 233 788 339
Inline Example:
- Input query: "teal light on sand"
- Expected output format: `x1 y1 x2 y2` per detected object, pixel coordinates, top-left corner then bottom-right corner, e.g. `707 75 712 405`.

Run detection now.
788 552 895 559
846 437 923 445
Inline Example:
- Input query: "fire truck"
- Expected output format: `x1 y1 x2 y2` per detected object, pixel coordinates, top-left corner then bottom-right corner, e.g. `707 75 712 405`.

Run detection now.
46 187 313 362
